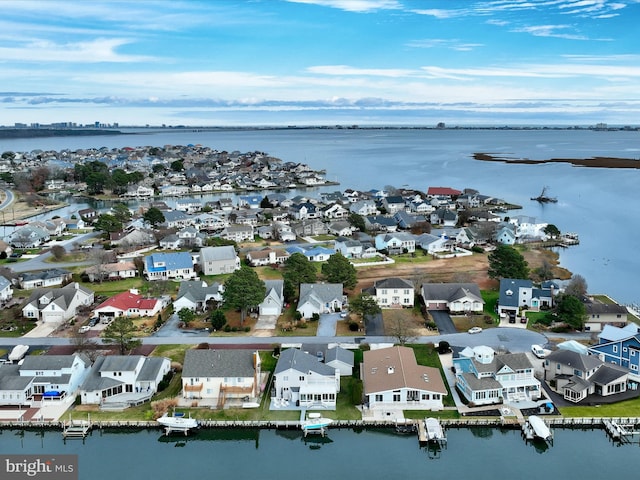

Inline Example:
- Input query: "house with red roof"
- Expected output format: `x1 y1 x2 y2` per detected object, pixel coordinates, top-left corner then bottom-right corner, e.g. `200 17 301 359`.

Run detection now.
93 289 163 320
426 186 462 198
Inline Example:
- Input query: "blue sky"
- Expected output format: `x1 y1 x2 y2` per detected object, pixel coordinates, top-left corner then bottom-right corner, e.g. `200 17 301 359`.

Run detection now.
1 0 639 127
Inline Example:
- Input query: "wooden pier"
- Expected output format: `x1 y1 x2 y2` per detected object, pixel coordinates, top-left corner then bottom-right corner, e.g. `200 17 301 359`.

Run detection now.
62 421 91 439
603 419 640 443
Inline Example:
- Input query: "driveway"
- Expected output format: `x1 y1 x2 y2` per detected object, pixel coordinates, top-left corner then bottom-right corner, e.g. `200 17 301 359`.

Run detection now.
152 313 210 338
364 312 384 336
429 310 457 334
317 313 340 336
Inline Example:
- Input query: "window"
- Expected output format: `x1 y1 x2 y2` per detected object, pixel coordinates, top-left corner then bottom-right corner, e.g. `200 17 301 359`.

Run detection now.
375 394 383 402
613 345 618 353
393 394 401 402
299 376 305 381
624 347 628 353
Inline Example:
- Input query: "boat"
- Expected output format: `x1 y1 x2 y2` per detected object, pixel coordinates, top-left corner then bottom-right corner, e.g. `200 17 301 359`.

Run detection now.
527 415 553 441
424 417 446 443
531 186 557 203
301 413 333 431
157 411 199 435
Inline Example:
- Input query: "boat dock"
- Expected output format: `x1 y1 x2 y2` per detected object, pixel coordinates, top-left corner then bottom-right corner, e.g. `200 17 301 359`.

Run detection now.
62 420 91 439
603 419 640 443
418 418 447 446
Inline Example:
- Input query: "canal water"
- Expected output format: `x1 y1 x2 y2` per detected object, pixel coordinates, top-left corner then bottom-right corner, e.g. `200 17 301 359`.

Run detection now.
0 426 636 479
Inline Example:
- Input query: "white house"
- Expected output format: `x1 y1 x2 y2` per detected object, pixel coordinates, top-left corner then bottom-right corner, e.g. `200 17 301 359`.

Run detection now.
80 355 171 406
363 346 447 410
453 346 541 406
198 246 241 275
0 275 13 304
0 354 91 407
364 277 415 308
421 283 485 313
272 348 339 410
259 280 284 317
22 283 94 323
173 280 224 312
297 283 345 318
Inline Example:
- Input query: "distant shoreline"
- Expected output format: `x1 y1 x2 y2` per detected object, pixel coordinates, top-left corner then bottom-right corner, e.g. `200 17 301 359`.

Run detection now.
474 153 640 169
0 129 126 139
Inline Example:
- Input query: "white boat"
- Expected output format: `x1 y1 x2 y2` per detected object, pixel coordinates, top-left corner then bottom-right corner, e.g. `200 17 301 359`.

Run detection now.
424 417 446 442
528 415 552 441
302 412 333 431
157 412 199 433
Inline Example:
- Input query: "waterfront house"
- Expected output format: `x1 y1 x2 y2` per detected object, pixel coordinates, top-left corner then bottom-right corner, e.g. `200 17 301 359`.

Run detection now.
272 348 339 410
173 280 224 312
327 220 353 237
181 349 261 407
0 354 91 407
198 245 241 275
299 343 355 377
79 355 171 406
363 346 446 410
426 186 461 199
143 251 196 281
363 277 414 308
297 283 345 318
381 196 406 214
415 232 450 254
588 324 640 375
93 289 162 319
543 349 629 403
22 283 94 323
258 280 284 317
453 346 541 406
161 210 193 229
421 283 484 313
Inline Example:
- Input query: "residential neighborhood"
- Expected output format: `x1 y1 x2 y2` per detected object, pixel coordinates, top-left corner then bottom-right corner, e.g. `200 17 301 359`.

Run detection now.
0 144 636 442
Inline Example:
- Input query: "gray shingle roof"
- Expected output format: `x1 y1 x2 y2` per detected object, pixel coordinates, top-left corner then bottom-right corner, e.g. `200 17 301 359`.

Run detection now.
275 348 336 376
182 349 256 378
19 354 85 371
546 349 602 372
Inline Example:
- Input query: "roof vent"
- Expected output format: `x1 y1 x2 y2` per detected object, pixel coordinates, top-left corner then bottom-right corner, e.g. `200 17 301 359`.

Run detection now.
387 367 395 375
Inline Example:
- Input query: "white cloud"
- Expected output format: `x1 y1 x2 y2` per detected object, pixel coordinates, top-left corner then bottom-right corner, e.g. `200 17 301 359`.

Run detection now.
285 0 401 13
0 38 155 63
306 65 416 77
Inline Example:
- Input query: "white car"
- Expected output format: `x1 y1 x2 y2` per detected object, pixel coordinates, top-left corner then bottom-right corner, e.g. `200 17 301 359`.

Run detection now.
468 326 483 334
531 344 546 358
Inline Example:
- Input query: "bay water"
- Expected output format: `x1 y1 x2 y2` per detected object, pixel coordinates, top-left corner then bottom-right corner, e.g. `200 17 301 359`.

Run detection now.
0 426 637 479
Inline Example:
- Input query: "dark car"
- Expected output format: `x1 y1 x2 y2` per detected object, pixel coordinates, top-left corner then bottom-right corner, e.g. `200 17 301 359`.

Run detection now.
88 317 99 327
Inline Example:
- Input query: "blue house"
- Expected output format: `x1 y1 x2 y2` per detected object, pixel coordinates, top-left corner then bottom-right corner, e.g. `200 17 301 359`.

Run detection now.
143 252 197 281
285 245 335 262
589 324 640 374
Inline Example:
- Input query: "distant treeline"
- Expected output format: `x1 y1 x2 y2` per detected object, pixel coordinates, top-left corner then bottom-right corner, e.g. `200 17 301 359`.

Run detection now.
0 129 125 139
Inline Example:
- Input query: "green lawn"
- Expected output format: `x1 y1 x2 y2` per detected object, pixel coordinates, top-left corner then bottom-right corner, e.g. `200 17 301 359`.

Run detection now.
559 397 640 417
481 290 499 320
391 253 433 264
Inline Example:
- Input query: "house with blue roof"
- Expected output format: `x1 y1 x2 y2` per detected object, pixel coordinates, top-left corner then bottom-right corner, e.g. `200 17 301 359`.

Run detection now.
589 324 640 374
285 245 335 262
143 252 196 281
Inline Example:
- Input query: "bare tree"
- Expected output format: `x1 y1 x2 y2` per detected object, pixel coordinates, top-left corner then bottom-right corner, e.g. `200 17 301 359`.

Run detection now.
565 274 588 299
70 331 100 361
387 316 417 346
88 249 115 282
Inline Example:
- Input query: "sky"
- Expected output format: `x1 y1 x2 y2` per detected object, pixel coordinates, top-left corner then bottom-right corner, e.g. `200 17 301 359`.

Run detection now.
1 0 639 127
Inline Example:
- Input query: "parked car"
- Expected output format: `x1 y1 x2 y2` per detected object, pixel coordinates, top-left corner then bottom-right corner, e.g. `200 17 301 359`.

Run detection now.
531 344 546 358
468 326 483 334
88 317 98 327
339 311 348 318
78 326 90 334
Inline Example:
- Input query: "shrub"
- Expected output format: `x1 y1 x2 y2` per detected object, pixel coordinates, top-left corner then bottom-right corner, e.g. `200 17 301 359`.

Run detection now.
223 324 231 332
244 326 250 332
311 313 320 322
471 245 484 253
348 322 359 332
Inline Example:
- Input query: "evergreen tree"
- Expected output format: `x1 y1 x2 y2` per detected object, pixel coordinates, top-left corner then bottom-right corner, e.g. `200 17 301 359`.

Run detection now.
322 252 357 289
283 253 317 287
222 266 266 324
487 245 529 279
